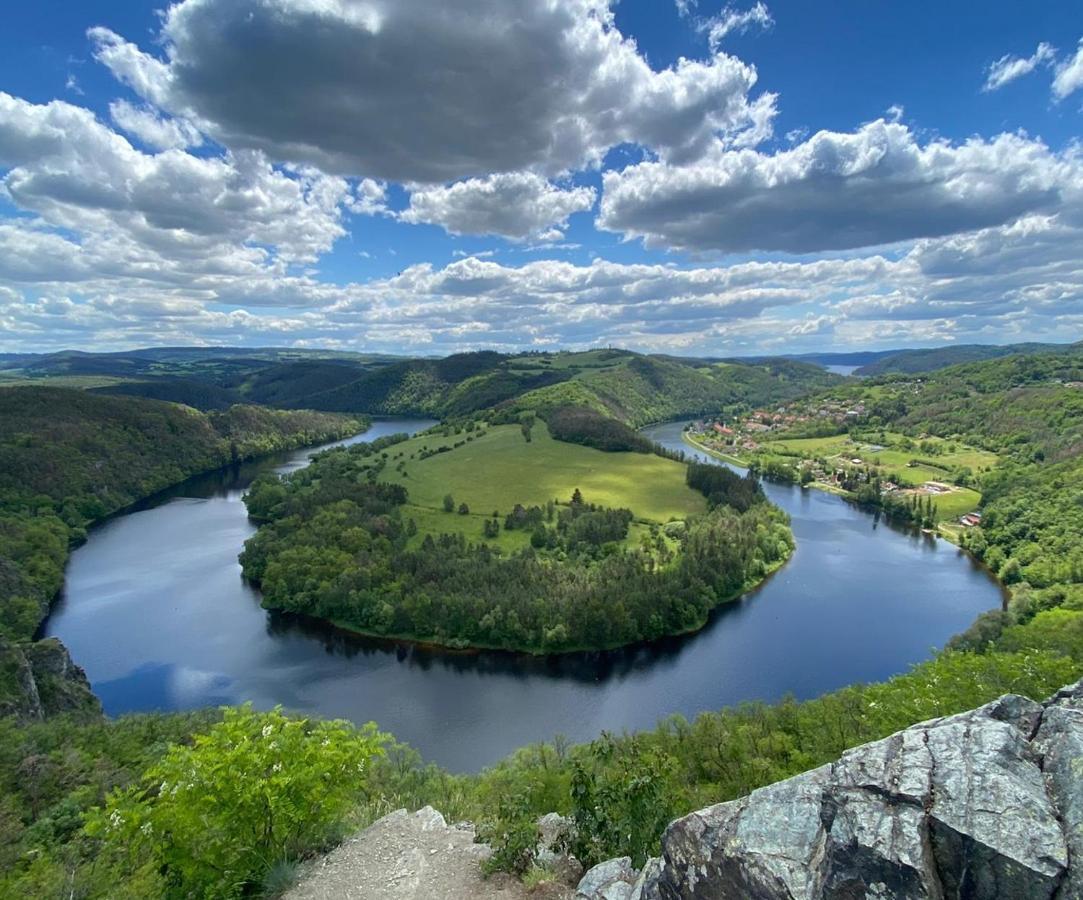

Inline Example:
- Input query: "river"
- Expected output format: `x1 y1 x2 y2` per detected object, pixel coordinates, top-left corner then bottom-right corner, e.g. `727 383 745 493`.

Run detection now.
43 418 1003 772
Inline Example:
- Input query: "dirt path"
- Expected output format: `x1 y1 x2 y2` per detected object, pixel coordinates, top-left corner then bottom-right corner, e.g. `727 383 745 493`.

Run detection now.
284 807 572 900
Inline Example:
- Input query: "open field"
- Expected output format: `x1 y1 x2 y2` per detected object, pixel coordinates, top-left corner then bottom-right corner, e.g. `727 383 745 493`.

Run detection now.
912 486 982 521
400 503 663 553
760 432 997 472
401 503 531 552
759 433 996 506
0 374 134 390
690 430 986 522
379 422 706 525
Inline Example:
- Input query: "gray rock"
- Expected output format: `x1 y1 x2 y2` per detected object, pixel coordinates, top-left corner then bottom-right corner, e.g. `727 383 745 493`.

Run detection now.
577 857 637 899
644 683 1083 899
0 637 100 721
630 858 663 900
1034 703 1083 900
538 812 575 863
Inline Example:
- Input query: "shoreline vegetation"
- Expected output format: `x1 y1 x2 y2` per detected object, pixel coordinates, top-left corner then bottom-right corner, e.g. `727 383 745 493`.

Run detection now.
2 346 1082 897
0 388 368 644
239 420 795 655
300 544 794 657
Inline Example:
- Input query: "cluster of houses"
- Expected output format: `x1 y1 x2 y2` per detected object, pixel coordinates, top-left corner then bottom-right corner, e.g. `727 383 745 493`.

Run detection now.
690 397 869 454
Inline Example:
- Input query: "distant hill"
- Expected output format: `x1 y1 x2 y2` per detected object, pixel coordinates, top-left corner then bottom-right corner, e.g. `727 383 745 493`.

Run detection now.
855 342 1080 376
734 351 899 369
1 346 845 425
90 378 242 410
505 354 842 427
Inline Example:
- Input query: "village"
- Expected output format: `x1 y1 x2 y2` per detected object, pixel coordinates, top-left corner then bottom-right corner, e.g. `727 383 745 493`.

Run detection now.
685 395 990 529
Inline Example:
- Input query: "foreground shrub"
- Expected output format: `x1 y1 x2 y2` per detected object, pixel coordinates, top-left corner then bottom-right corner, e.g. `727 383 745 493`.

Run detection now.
569 734 678 867
85 705 386 898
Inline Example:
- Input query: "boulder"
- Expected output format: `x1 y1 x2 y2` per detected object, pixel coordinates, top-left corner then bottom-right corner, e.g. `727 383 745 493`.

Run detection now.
577 856 637 899
640 683 1083 899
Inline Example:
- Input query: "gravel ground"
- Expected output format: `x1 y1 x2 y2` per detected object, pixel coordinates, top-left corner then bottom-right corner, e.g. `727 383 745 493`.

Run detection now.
284 807 573 900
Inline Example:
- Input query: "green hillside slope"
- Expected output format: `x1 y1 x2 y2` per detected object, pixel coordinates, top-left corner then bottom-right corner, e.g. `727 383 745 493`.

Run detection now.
0 388 363 641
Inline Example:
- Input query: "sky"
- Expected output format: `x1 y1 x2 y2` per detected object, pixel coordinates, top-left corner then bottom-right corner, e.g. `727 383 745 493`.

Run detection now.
0 0 1081 356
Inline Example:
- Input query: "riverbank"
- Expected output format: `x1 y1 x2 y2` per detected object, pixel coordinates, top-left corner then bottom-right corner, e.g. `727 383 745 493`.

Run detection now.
0 390 369 721
0 387 367 651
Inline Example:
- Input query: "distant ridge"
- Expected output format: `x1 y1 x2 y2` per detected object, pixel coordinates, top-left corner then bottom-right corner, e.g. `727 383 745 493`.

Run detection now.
854 341 1082 376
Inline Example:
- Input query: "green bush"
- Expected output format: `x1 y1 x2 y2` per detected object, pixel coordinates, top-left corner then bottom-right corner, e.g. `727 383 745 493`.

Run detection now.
569 735 678 868
85 705 387 898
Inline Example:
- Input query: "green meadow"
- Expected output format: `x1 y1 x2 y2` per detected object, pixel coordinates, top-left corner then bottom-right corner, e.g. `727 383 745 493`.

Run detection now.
379 422 706 527
747 431 993 521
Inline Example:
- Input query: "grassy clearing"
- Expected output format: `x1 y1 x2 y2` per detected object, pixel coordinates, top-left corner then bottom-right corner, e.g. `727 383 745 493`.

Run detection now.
402 504 664 554
0 375 134 390
923 487 982 520
380 423 705 525
402 504 532 553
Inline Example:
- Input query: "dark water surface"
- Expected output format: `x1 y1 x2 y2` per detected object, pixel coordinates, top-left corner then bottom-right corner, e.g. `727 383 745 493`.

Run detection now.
44 419 1003 771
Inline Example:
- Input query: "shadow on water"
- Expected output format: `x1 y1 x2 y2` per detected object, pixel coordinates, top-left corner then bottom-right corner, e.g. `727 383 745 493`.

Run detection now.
261 586 763 685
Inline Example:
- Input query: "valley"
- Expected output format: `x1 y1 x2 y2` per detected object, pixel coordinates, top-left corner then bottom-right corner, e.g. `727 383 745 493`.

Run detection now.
2 343 1081 897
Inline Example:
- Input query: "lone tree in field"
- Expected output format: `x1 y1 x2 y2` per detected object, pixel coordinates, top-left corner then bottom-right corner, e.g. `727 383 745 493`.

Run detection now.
443 493 455 512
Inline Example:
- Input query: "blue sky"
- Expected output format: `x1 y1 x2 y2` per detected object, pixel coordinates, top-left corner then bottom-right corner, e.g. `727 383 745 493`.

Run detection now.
0 0 1081 354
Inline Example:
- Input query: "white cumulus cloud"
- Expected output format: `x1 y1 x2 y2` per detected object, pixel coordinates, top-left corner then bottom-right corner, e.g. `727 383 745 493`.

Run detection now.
109 100 203 151
598 120 1080 253
401 173 596 241
1053 39 1083 100
86 0 775 182
0 92 351 267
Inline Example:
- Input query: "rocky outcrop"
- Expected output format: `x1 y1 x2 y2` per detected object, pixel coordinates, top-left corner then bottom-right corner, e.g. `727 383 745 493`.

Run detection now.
0 637 101 721
585 681 1083 900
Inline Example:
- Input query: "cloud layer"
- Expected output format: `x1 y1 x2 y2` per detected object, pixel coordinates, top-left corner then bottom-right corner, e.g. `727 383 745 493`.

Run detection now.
598 121 1080 253
88 0 774 183
0 2 1080 356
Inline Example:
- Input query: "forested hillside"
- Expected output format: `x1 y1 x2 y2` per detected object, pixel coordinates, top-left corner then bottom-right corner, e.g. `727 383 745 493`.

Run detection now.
854 340 1079 376
5 346 842 426
861 350 1083 460
0 388 363 641
505 354 841 427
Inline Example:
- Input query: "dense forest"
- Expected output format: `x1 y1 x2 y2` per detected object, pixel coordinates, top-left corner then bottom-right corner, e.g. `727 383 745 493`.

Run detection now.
239 438 792 653
543 405 653 452
0 388 363 643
